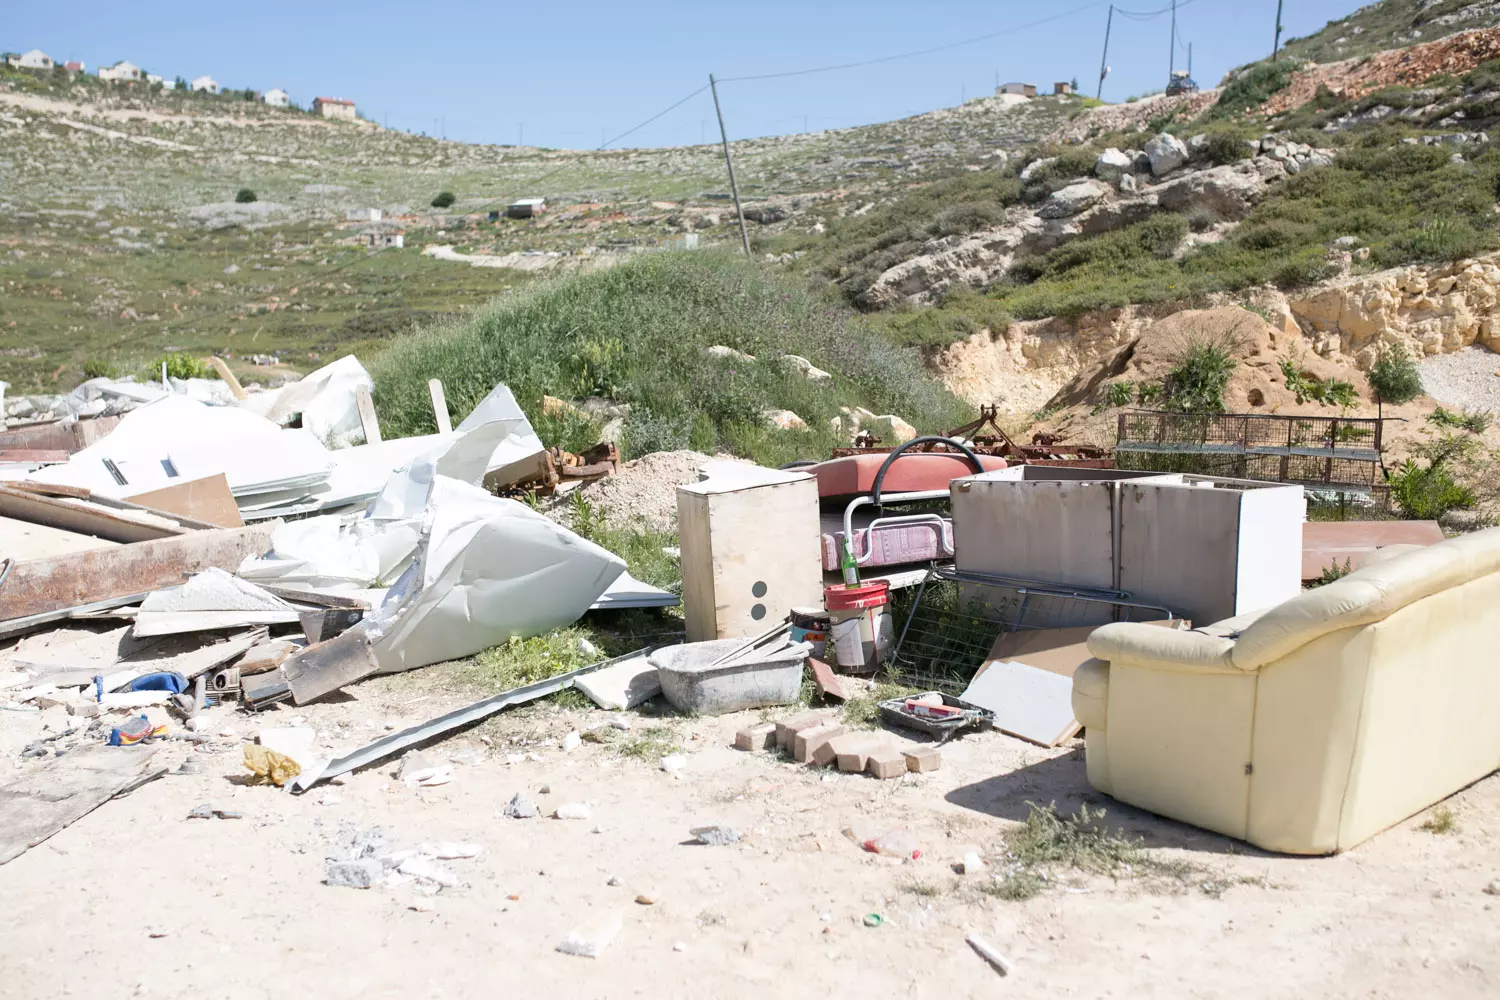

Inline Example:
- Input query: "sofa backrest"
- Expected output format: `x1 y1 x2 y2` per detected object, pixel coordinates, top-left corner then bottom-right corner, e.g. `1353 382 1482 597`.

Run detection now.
1230 526 1500 669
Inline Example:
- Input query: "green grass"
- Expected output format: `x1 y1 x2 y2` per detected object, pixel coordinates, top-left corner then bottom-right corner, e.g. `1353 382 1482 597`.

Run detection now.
1420 804 1458 834
840 683 920 729
368 250 970 467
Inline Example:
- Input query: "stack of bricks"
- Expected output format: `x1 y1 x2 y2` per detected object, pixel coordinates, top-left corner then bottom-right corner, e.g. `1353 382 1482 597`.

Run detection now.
735 715 942 780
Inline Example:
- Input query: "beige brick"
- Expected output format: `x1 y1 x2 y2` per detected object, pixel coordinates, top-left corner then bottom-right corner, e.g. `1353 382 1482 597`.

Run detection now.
866 746 906 780
734 723 778 752
794 723 846 763
902 746 942 773
775 713 824 752
832 733 886 773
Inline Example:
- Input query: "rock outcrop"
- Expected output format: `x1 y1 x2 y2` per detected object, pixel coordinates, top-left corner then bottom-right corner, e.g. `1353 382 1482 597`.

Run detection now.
1144 133 1189 176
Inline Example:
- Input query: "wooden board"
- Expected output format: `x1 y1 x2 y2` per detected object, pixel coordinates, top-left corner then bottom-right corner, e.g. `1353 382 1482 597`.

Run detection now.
0 523 276 623
0 514 120 561
1301 520 1445 580
0 485 187 544
0 746 167 865
126 474 244 529
355 385 382 444
961 659 1080 747
978 621 1185 681
284 627 379 705
428 379 452 435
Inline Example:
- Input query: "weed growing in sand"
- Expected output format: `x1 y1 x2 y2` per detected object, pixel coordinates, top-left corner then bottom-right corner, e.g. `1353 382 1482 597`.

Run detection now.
1420 805 1458 835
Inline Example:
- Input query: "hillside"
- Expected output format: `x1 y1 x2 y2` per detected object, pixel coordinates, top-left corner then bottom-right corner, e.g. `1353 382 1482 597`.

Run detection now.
1278 0 1500 64
0 64 1078 390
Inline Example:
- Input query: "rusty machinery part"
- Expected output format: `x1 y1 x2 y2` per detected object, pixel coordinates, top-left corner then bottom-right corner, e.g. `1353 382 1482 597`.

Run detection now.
830 405 1110 466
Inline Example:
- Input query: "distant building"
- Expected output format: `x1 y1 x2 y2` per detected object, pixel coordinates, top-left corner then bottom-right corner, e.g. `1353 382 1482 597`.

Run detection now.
997 82 1037 98
506 197 547 219
7 49 54 71
363 230 404 249
346 207 382 222
145 73 163 86
190 75 218 94
64 60 85 73
161 78 177 91
313 96 357 120
98 60 142 83
262 87 290 108
1053 81 1073 96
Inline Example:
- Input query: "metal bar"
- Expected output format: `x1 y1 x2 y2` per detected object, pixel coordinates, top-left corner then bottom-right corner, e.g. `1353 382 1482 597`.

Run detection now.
290 648 662 793
709 74 752 256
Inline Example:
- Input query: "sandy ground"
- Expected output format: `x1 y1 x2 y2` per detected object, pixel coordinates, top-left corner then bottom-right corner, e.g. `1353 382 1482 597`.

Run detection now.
2 673 1499 1000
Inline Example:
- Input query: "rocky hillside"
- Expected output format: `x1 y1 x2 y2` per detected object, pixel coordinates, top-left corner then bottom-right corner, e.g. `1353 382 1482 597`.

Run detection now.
1278 1 1500 64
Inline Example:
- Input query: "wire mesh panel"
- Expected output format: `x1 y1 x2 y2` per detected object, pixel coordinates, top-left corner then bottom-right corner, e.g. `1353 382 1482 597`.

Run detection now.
884 567 1176 695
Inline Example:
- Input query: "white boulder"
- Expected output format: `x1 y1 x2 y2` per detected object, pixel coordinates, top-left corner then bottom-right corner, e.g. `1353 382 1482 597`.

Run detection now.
1144 132 1189 176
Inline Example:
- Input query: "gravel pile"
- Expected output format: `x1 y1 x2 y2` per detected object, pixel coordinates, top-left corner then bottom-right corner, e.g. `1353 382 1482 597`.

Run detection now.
546 450 752 533
1419 346 1500 413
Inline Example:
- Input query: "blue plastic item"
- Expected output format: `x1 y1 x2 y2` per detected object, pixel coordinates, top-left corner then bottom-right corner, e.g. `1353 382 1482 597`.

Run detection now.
127 672 189 694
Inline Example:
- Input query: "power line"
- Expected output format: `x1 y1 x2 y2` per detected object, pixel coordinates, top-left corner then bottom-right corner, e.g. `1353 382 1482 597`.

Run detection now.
716 2 1107 83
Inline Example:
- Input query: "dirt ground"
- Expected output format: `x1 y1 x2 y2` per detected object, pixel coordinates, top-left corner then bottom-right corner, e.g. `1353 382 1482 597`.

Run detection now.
2 669 1499 1000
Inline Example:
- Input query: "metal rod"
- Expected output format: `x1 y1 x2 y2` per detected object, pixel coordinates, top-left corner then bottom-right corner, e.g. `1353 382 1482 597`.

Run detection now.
1097 4 1113 100
709 73 753 256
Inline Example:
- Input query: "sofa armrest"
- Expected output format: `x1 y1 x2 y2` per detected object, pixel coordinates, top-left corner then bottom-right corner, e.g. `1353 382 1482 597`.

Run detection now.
1087 622 1242 674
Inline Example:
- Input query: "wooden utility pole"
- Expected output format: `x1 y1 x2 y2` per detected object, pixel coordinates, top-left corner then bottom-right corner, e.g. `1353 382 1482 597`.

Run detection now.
1097 4 1114 100
1168 0 1177 81
1273 0 1284 56
709 73 752 256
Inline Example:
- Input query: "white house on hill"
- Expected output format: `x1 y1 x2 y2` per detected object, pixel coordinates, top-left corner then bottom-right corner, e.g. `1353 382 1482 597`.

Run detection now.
8 50 54 71
262 88 290 107
98 60 142 83
190 75 218 94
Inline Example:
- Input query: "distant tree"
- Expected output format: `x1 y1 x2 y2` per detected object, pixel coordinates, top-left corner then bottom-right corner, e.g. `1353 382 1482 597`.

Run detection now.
431 191 456 208
174 75 187 90
1071 76 1080 92
235 188 257 203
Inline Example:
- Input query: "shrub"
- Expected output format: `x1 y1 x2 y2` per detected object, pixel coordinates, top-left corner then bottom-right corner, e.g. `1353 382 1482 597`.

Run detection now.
151 353 214 381
234 188 257 203
1163 336 1238 413
81 359 122 380
1211 60 1302 118
1368 344 1424 404
1429 406 1493 433
1280 358 1358 407
431 191 456 208
1394 217 1484 263
1389 458 1476 520
1106 381 1135 407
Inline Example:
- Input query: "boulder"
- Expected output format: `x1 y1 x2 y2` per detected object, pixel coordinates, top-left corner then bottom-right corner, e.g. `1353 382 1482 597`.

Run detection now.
706 345 755 363
741 204 789 224
1144 133 1189 176
1095 148 1134 184
1150 162 1269 221
1186 134 1210 159
1019 156 1055 181
1038 179 1111 219
781 354 833 382
1118 173 1137 195
762 408 807 431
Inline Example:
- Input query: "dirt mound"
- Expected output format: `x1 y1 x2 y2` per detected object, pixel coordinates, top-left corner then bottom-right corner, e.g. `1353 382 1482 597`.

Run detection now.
546 449 751 533
1264 26 1500 115
1046 90 1221 144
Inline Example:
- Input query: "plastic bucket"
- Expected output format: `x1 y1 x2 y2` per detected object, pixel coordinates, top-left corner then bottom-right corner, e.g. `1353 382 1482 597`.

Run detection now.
824 582 892 675
789 606 831 659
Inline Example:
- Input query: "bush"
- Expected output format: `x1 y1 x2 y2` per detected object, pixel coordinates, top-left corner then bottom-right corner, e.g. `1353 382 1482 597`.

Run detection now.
1368 343 1424 404
431 191 456 208
1429 406 1493 434
369 251 970 465
1279 358 1358 407
1211 60 1302 118
81 359 122 380
234 188 257 203
1389 458 1476 520
151 353 214 381
1163 336 1238 413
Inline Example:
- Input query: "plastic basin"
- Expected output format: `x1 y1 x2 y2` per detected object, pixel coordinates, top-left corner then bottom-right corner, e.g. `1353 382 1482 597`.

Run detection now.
649 638 812 715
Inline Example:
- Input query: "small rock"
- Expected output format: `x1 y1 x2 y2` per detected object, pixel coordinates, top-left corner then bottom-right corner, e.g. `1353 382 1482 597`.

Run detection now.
561 731 582 752
1094 147 1134 184
1484 879 1500 896
326 858 385 889
504 792 539 819
554 802 592 820
705 345 755 363
1118 173 1137 194
556 915 623 958
761 408 808 431
673 941 687 952
959 851 986 874
635 893 657 905
607 715 632 732
692 825 741 846
576 638 600 658
538 784 552 794
607 876 622 887
214 808 244 820
186 803 215 820
659 753 687 773
173 759 202 776
781 354 833 382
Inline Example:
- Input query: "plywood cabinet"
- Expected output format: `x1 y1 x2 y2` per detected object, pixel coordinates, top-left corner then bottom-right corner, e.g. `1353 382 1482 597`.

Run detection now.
677 470 823 642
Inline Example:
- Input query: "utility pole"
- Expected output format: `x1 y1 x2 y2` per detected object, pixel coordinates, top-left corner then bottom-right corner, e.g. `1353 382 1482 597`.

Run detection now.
1169 0 1177 81
1097 4 1113 100
518 122 524 146
1188 42 1193 78
709 73 752 257
1273 0 1284 56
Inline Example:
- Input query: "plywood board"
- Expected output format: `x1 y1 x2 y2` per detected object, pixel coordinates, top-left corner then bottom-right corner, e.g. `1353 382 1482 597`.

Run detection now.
0 746 166 865
0 485 187 544
126 474 244 529
1301 520 1445 580
0 514 120 561
978 620 1187 681
960 659 1080 747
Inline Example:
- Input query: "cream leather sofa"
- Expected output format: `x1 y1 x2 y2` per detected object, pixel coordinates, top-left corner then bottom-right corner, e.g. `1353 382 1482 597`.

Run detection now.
1073 526 1500 854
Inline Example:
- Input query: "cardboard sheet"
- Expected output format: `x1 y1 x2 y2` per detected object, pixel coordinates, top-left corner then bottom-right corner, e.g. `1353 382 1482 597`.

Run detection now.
961 660 1080 747
126 474 244 528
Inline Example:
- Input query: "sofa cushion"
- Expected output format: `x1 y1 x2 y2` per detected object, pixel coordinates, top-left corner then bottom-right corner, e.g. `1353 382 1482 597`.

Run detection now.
1231 526 1500 669
1072 658 1110 730
1087 622 1238 671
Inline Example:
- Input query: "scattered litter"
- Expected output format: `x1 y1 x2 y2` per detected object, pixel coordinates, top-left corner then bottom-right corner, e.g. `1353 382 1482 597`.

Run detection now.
659 753 687 774
243 744 300 787
326 858 385 890
966 932 1014 977
691 825 741 846
256 726 317 770
607 715 632 731
672 941 687 953
958 852 986 875
561 731 582 752
503 793 539 819
554 802 592 820
107 715 169 746
844 826 921 860
556 914 623 959
186 803 242 820
862 913 884 928
397 751 450 787
398 856 461 888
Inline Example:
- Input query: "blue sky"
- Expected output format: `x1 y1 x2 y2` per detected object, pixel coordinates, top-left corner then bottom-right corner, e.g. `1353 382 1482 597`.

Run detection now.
9 0 1364 148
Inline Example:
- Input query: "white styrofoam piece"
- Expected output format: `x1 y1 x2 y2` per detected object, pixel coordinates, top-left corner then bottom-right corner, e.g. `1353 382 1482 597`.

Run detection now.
573 650 660 710
960 660 1080 747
